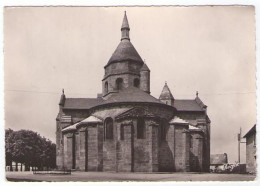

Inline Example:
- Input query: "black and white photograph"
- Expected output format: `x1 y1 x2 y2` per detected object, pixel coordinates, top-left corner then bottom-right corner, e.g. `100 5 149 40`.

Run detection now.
2 4 258 183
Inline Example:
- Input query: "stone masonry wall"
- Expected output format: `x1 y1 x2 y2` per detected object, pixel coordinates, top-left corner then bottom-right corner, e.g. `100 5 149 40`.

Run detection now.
78 127 87 171
56 120 71 169
63 133 73 169
148 121 159 172
190 131 203 172
102 61 142 96
246 133 256 173
97 124 104 171
159 123 175 172
75 132 80 170
177 111 210 172
117 123 133 172
174 124 190 172
133 119 151 172
140 70 150 93
103 120 117 171
87 125 99 171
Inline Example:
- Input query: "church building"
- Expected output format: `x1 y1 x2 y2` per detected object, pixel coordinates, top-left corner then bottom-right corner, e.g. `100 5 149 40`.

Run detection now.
56 12 211 172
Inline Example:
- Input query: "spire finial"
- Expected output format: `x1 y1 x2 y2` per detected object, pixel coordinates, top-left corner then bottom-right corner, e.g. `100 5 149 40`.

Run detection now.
165 81 167 85
121 11 130 41
196 91 199 97
62 88 64 94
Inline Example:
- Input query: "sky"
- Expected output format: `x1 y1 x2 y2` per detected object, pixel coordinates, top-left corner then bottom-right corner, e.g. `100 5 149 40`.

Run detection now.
4 6 256 164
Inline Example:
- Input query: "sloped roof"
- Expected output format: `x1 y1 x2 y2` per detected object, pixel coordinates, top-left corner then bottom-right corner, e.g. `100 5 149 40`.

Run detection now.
63 98 103 109
140 63 150 71
107 40 143 65
195 96 207 109
159 83 174 100
81 116 102 123
121 11 129 29
62 115 102 132
62 91 206 112
210 154 228 165
62 87 166 110
62 121 79 132
189 125 200 130
103 86 162 105
243 124 256 138
173 99 203 111
169 116 189 124
93 107 132 119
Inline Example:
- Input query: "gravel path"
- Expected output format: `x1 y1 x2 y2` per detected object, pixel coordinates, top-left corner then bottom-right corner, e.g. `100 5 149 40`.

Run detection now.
5 171 256 182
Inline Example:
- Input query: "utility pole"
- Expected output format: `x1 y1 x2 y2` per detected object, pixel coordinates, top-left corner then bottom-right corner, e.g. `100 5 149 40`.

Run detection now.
237 127 241 163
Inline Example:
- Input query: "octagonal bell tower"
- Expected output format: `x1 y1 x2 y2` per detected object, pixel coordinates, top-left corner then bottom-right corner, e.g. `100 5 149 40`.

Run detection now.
102 12 151 98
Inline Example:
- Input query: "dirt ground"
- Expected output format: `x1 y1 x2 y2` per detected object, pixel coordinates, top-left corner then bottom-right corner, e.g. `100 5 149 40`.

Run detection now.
5 171 257 182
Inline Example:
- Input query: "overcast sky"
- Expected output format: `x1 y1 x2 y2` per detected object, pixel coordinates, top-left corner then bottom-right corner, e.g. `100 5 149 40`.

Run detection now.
4 6 256 163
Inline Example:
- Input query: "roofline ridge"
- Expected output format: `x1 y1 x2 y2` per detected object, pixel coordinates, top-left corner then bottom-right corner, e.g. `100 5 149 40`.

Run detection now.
195 96 207 109
66 97 98 99
175 99 195 101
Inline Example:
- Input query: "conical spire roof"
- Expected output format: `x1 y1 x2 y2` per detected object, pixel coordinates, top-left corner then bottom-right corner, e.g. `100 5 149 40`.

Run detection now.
159 82 174 100
107 40 143 65
121 11 129 29
105 12 143 67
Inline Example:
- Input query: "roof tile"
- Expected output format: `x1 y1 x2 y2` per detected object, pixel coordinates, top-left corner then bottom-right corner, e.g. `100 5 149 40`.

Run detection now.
174 99 203 111
107 40 143 65
63 98 102 109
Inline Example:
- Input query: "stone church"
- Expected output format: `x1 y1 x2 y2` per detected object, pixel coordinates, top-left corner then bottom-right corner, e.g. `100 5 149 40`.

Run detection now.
56 12 211 172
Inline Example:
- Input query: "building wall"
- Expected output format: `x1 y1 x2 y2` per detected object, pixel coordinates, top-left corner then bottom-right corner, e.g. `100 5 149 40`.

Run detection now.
158 123 174 172
56 120 71 169
78 127 87 171
177 111 210 172
58 105 208 173
102 61 143 96
140 70 150 93
56 109 90 169
63 133 73 169
190 131 203 172
117 122 134 172
174 124 190 172
246 132 256 173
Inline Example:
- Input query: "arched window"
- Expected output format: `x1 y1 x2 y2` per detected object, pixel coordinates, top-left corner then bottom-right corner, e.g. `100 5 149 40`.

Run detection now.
137 118 145 139
105 118 113 140
116 78 123 91
104 81 108 94
134 78 140 88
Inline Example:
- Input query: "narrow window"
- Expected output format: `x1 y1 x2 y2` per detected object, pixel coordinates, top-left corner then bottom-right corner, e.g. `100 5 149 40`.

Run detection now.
116 78 123 91
137 118 145 139
134 78 140 88
105 81 108 94
105 118 113 140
